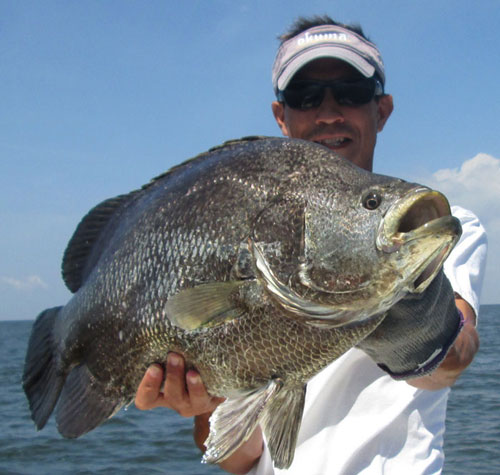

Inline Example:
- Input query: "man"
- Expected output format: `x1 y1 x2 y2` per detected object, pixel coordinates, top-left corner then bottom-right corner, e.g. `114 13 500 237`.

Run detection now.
135 16 487 474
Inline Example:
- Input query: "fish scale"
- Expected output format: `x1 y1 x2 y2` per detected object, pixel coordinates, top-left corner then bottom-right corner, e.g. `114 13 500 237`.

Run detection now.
23 136 462 469
190 308 385 392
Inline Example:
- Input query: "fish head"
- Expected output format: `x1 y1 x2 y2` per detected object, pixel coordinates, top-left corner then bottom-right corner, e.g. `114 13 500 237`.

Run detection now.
293 168 462 319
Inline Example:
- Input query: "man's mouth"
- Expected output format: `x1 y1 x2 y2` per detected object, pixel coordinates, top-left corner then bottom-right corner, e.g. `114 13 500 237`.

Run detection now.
315 137 351 149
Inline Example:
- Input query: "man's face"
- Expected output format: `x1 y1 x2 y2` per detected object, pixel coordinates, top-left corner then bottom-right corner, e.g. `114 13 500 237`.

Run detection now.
272 58 393 171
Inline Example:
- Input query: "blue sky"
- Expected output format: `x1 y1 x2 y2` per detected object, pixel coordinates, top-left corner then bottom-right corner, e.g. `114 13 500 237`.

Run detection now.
1 0 499 320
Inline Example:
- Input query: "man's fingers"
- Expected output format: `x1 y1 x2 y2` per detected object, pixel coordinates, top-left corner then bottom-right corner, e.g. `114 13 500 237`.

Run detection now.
134 353 225 417
186 370 211 409
186 370 225 414
163 353 188 402
135 364 164 410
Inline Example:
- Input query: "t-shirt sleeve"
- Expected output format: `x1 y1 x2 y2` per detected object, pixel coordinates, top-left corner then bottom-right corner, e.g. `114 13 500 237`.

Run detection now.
443 206 488 318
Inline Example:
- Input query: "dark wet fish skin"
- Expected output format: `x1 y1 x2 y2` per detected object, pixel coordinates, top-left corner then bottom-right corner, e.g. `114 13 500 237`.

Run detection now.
23 136 460 468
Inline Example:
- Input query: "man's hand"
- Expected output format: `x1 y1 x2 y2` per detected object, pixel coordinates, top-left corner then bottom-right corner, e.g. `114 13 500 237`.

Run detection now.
409 295 479 390
135 353 263 473
135 353 224 417
357 269 463 380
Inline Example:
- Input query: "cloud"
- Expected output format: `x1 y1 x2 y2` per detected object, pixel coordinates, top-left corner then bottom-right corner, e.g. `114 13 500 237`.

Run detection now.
421 153 500 218
414 153 500 304
0 275 49 291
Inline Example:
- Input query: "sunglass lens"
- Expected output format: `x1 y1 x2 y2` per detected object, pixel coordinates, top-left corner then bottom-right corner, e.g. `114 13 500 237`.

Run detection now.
335 80 376 105
281 78 379 110
282 83 324 110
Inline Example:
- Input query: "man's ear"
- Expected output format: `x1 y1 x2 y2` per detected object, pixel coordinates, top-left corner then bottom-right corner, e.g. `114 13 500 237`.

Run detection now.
377 94 394 132
272 101 290 136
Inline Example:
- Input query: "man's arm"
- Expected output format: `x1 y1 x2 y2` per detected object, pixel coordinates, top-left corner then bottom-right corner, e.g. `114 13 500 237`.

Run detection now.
408 295 479 391
135 353 263 474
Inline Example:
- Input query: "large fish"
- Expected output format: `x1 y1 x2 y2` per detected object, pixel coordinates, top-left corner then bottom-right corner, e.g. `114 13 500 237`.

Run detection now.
23 137 462 469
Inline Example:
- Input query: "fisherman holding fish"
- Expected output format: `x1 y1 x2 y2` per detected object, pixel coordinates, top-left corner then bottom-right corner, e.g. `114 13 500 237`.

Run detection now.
135 16 487 474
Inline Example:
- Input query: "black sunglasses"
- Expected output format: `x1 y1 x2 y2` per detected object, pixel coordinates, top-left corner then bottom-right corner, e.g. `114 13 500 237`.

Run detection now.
277 77 384 110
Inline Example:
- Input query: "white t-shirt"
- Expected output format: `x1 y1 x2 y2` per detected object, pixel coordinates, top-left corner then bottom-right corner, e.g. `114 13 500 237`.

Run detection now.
251 206 487 475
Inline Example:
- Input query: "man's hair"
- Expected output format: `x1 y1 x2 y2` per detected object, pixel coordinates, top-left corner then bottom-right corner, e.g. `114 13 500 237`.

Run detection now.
278 15 370 44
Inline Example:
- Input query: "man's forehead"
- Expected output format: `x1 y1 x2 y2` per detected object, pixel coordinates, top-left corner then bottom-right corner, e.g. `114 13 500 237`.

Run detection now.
293 58 363 80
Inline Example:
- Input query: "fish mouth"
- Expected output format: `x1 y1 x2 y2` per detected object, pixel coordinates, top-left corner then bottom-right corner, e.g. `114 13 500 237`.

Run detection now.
377 188 462 293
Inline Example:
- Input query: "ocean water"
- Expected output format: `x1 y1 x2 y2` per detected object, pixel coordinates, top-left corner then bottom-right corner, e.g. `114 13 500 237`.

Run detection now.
1 306 499 474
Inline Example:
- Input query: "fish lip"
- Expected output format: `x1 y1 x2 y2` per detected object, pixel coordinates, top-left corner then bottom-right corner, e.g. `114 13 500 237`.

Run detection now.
409 239 454 292
377 187 454 251
411 214 461 292
376 187 462 292
399 214 462 245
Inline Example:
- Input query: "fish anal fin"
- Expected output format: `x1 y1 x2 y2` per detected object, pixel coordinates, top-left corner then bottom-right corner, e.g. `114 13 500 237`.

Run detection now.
202 378 284 465
166 281 250 331
56 364 125 438
260 384 307 469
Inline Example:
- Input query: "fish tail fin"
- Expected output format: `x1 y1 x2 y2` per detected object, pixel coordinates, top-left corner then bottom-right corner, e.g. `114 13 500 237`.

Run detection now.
23 307 125 438
22 306 65 430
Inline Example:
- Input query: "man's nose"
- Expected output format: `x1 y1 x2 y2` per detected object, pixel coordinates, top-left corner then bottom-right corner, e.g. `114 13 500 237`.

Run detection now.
315 89 345 124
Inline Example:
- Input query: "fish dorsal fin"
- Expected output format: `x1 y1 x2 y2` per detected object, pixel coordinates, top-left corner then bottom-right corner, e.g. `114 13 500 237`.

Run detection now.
203 378 284 465
260 384 307 469
165 281 252 331
147 136 268 185
62 193 137 293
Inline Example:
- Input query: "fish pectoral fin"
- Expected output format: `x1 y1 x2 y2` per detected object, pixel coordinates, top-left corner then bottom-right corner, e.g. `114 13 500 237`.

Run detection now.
202 378 284 465
165 281 249 331
56 364 126 438
260 384 307 469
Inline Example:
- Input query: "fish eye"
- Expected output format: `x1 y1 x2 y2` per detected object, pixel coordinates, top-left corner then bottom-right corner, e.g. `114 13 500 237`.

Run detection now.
363 192 382 210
